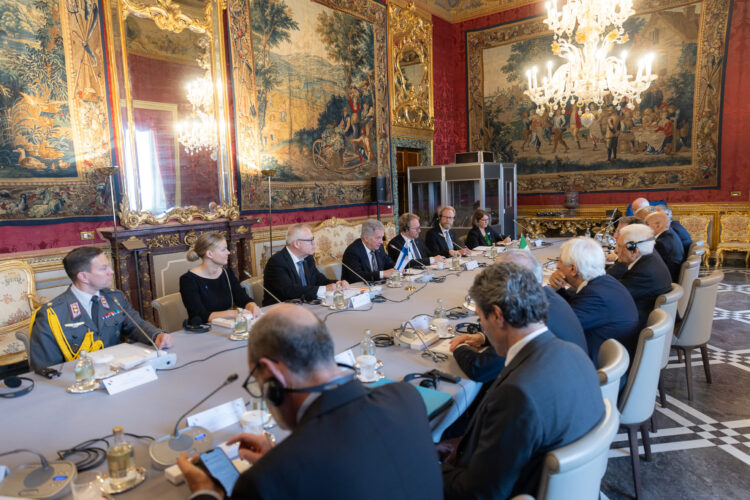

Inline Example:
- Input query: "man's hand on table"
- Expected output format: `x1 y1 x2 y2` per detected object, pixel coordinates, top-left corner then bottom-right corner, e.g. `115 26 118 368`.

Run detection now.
177 453 224 498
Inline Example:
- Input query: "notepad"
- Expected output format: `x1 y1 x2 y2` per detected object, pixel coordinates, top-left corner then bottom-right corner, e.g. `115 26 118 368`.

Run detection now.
368 378 453 420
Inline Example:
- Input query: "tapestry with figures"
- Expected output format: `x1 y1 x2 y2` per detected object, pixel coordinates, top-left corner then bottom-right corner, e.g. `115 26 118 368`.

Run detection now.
227 0 391 212
0 0 114 221
466 0 731 194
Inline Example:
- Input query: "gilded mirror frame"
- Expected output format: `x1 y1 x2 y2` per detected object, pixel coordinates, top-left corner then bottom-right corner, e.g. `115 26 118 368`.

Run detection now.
104 0 238 229
388 1 434 134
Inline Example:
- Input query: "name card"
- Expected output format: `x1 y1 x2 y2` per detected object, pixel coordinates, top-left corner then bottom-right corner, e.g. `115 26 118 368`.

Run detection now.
335 348 356 366
187 398 245 432
464 260 479 271
102 365 157 395
349 292 371 309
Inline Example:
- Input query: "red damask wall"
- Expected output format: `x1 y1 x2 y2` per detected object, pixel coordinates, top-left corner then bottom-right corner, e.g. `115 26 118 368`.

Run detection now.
432 0 750 206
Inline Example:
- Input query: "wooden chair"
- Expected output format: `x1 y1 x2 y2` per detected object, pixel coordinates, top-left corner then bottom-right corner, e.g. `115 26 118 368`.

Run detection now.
0 260 37 367
151 293 188 333
715 212 750 267
678 214 711 265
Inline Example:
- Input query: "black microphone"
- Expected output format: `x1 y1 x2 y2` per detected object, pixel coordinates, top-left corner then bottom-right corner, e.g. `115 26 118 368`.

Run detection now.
111 296 176 369
0 449 75 496
329 253 374 295
243 270 283 305
148 373 238 469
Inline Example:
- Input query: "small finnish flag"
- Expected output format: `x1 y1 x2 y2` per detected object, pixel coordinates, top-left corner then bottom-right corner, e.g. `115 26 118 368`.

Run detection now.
395 243 412 271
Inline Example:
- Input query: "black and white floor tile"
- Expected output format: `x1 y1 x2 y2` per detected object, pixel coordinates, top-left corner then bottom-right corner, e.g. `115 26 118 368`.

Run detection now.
602 267 750 499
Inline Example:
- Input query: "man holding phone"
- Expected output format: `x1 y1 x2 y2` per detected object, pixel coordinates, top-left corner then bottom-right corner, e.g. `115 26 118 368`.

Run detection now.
178 304 442 499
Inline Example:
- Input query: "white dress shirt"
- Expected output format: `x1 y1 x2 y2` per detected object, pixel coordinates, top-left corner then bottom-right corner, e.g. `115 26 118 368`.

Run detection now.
286 248 326 298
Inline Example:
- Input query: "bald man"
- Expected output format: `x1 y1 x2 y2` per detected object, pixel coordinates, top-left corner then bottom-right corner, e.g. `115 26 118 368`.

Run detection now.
179 304 442 500
646 211 684 282
627 197 666 218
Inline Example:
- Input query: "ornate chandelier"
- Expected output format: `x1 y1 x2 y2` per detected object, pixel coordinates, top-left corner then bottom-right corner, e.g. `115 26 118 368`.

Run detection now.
525 0 656 121
176 75 218 155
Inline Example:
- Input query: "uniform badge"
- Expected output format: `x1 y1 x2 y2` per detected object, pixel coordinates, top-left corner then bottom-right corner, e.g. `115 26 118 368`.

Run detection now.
100 296 110 309
69 302 82 319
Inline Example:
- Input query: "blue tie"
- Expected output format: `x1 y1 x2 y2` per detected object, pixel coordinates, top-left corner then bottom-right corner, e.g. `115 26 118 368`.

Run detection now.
297 261 308 286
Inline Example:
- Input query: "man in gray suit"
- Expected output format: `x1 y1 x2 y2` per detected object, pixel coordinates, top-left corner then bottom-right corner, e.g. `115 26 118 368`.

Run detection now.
441 263 604 498
29 246 172 372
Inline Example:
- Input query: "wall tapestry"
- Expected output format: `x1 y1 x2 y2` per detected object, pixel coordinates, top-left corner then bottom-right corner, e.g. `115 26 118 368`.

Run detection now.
467 0 731 194
227 0 390 212
0 0 114 221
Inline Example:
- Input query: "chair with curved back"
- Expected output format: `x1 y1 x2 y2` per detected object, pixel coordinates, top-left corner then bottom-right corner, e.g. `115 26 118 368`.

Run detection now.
240 276 265 304
618 308 671 500
318 262 342 281
687 242 706 266
597 339 629 406
672 270 724 401
151 293 188 333
534 399 619 500
676 255 700 319
678 214 711 264
715 212 750 267
653 284 683 408
0 260 38 369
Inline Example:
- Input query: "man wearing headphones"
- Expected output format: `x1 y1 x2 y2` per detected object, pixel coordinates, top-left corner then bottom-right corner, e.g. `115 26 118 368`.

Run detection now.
178 304 441 499
608 224 673 333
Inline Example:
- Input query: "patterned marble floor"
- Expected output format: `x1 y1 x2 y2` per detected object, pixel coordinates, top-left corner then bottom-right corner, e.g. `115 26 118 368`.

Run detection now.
602 267 750 499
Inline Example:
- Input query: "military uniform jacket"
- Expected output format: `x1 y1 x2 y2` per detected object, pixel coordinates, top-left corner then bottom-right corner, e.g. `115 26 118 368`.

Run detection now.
29 287 162 372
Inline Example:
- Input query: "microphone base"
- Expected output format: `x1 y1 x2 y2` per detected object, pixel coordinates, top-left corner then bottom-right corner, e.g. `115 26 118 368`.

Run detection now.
0 460 75 499
145 351 177 370
149 426 213 469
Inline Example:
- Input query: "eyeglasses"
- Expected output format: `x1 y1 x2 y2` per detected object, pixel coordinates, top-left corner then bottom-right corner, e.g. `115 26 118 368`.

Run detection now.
296 238 314 243
479 218 489 223
243 364 263 399
441 215 455 220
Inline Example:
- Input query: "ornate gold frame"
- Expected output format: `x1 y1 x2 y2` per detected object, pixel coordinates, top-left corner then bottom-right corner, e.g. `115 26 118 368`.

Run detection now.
104 0 239 229
388 1 434 136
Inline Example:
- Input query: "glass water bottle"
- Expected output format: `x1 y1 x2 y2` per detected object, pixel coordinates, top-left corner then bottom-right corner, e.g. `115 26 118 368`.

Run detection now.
107 426 136 491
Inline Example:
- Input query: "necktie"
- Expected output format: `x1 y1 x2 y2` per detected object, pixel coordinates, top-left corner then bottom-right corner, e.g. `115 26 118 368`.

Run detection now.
297 261 308 286
411 239 421 259
370 250 378 272
444 230 453 250
90 295 102 331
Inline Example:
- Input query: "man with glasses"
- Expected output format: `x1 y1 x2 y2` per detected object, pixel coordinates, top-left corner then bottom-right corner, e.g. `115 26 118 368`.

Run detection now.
426 205 472 258
387 212 445 268
178 304 442 499
262 223 348 306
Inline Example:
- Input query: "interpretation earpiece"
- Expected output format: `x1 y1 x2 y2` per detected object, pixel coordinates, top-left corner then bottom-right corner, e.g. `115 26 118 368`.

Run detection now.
263 377 286 407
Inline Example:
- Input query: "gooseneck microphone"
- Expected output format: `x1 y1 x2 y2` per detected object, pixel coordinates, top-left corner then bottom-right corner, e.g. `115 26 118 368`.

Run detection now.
513 218 534 238
0 449 76 498
148 373 238 469
112 296 176 370
243 270 282 305
330 253 374 295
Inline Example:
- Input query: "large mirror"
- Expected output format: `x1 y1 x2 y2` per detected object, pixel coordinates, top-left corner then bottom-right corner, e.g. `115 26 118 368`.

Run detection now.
389 2 434 131
105 0 237 228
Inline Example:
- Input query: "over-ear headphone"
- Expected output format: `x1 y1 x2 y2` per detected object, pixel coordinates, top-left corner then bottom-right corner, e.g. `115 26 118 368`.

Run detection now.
0 376 35 399
183 317 211 333
403 371 438 389
264 363 357 407
625 237 655 252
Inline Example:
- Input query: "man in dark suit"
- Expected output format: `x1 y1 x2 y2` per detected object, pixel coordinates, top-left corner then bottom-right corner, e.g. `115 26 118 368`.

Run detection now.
29 247 172 372
608 224 673 333
646 211 685 282
549 237 639 364
387 212 445 269
179 304 442 500
425 205 472 258
341 218 396 283
657 205 693 258
262 223 348 306
440 263 604 499
449 249 587 382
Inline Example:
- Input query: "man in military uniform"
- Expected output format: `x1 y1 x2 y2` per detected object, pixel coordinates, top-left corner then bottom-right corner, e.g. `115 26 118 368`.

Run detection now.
29 246 173 372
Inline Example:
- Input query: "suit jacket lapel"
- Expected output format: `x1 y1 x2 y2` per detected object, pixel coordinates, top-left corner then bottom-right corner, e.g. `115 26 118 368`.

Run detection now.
282 249 302 285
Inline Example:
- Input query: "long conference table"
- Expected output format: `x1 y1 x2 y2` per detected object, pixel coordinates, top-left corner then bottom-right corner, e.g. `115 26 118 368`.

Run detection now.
1 241 562 499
